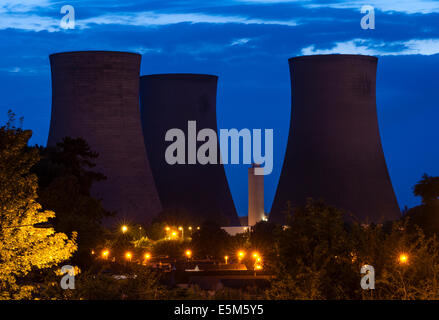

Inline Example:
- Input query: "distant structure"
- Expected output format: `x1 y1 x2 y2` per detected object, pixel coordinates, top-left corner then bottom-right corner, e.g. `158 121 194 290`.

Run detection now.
223 164 266 236
270 54 400 224
47 51 162 225
248 164 266 226
139 74 239 226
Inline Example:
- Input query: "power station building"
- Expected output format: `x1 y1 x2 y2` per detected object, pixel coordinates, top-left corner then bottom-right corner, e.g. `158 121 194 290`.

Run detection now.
270 54 400 224
139 74 239 226
47 51 162 225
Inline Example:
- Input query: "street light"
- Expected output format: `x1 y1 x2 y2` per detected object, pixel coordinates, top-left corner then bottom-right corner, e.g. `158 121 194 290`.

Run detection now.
237 250 246 262
101 249 110 259
121 225 128 233
125 251 132 261
399 253 409 265
164 226 171 239
185 249 192 259
144 253 151 262
224 255 229 264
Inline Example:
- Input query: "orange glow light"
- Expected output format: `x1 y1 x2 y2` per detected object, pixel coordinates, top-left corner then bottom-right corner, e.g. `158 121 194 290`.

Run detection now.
399 253 409 265
125 252 132 261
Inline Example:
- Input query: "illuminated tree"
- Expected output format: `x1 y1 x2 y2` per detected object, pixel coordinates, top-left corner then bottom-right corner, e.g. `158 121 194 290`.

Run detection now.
0 111 77 299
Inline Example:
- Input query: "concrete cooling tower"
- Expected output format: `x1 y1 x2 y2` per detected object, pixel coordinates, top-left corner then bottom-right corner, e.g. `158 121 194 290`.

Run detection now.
139 74 239 226
47 51 162 225
270 54 400 224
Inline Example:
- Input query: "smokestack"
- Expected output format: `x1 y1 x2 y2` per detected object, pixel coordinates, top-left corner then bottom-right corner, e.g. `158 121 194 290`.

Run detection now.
47 51 162 225
248 163 265 226
139 74 239 226
270 54 400 224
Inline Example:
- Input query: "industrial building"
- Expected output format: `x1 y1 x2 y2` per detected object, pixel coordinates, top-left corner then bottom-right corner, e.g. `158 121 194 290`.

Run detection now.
47 51 162 225
270 54 400 224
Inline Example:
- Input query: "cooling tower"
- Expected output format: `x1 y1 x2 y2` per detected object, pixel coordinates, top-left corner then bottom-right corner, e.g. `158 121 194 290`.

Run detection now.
47 51 162 225
139 74 239 226
270 54 400 224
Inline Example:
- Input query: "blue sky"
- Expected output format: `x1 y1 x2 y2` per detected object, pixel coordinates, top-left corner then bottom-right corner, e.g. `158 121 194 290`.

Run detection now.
0 0 438 216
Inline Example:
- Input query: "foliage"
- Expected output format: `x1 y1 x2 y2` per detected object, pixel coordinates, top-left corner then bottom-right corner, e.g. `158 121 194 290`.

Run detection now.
353 222 439 300
0 111 77 299
266 199 358 299
413 173 439 204
190 220 230 259
249 221 283 263
36 263 165 300
266 198 439 300
33 137 113 267
153 239 190 259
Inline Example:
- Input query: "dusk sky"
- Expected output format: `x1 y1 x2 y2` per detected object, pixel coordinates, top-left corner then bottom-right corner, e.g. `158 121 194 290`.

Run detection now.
0 0 438 216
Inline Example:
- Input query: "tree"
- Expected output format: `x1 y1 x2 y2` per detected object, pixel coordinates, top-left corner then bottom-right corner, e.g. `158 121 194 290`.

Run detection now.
266 199 358 299
414 174 439 204
405 174 439 237
190 221 230 259
33 137 113 267
249 221 283 261
0 111 77 299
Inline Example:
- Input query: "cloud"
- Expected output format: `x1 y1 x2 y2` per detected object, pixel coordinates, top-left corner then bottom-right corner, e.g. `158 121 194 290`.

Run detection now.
232 0 439 14
130 46 163 55
0 66 38 74
0 0 52 13
305 0 439 14
230 38 252 46
77 11 299 28
301 38 439 56
0 13 59 32
0 8 298 32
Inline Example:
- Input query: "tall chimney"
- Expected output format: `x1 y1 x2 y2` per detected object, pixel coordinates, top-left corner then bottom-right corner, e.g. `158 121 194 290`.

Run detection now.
248 163 265 226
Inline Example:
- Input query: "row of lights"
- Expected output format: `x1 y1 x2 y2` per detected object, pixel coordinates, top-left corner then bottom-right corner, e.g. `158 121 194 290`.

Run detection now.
237 250 263 270
94 248 263 268
95 249 153 262
115 226 409 269
165 226 200 239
